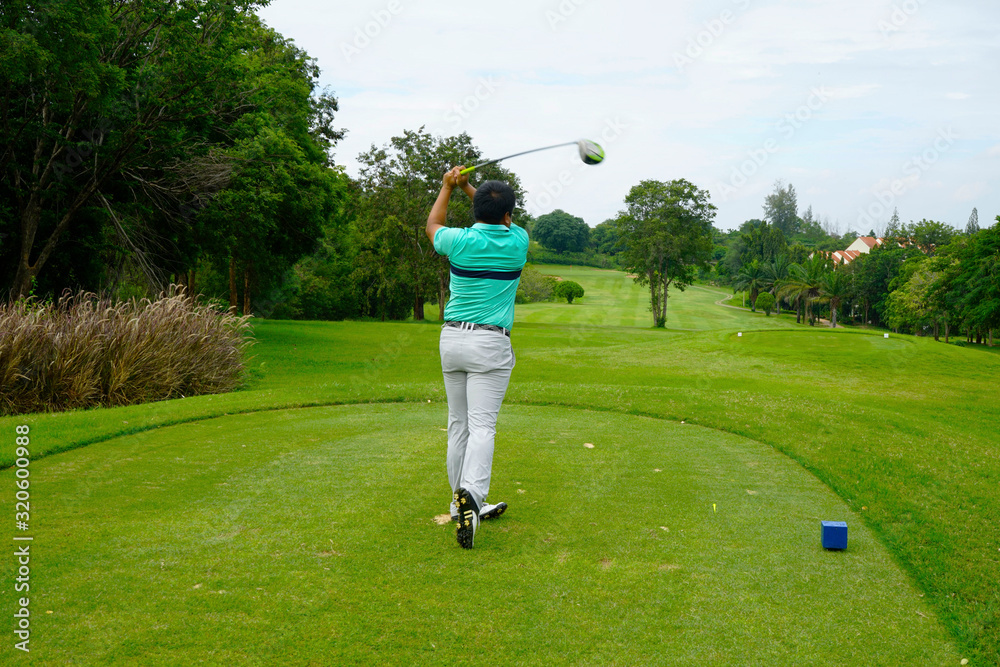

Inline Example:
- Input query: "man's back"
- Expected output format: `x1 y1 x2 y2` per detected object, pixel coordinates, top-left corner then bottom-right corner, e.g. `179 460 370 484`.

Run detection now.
433 222 529 330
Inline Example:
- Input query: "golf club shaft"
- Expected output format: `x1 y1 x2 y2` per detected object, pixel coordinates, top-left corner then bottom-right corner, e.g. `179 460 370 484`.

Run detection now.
459 142 578 175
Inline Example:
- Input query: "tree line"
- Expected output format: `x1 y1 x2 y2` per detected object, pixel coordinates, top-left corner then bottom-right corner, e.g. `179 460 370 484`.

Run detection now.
0 1 714 327
3 2 992 340
1 0 347 312
717 182 998 343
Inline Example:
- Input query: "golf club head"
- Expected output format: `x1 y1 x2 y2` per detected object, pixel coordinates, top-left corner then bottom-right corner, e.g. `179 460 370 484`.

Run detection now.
458 140 603 175
578 140 605 165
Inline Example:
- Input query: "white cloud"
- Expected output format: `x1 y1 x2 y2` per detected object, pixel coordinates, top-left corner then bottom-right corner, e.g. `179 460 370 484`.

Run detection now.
824 84 882 100
864 174 922 198
259 0 1000 229
955 182 987 201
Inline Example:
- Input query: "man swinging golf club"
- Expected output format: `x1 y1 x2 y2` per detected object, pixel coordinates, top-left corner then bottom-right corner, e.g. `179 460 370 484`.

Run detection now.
426 166 529 549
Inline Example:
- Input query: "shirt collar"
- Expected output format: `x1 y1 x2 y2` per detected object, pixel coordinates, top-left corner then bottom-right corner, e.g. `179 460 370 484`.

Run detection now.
472 222 508 231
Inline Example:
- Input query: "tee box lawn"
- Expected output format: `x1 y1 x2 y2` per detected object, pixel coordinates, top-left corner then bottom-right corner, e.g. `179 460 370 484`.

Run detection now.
2 264 996 665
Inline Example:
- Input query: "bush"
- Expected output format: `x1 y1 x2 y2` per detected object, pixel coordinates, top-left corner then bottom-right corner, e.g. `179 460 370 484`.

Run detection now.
0 287 253 415
755 292 776 316
554 280 585 304
516 266 558 304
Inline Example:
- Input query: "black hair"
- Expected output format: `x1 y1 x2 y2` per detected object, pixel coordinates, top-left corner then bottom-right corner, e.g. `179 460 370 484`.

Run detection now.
473 180 516 224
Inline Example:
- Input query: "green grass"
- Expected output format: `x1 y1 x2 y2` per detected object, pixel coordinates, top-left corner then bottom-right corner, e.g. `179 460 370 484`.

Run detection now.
3 265 998 664
13 404 956 664
516 266 800 331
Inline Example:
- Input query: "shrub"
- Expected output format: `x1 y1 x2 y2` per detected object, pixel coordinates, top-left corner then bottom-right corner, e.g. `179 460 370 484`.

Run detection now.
0 287 253 415
554 280 585 304
755 292 776 316
516 266 558 304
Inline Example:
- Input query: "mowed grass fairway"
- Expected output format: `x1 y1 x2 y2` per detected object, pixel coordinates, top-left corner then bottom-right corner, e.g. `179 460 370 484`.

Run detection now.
3 264 998 664
11 406 955 664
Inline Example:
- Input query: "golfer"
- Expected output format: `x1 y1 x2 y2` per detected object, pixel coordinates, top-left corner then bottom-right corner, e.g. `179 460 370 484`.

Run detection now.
426 166 529 549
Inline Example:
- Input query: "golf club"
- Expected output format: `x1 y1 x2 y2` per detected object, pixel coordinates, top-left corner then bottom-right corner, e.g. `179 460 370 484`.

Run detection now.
459 139 604 175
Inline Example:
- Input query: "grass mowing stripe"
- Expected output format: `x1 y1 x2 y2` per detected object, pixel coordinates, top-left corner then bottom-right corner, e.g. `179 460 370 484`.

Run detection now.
8 403 958 665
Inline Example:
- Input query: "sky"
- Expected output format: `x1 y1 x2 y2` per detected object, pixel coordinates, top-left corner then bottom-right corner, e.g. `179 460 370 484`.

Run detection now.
258 0 999 234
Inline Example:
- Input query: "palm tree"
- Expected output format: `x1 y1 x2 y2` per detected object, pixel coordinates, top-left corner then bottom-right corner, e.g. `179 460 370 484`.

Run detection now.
815 269 852 328
778 267 806 324
778 254 829 325
763 254 792 315
733 260 766 312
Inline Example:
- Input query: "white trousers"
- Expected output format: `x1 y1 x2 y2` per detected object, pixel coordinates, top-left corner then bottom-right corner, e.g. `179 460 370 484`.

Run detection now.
439 325 515 508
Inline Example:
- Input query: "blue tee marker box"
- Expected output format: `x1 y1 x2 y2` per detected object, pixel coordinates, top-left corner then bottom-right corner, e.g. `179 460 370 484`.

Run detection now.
822 521 848 550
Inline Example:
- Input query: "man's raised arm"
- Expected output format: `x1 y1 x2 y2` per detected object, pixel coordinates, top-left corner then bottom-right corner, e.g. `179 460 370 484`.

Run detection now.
426 166 476 243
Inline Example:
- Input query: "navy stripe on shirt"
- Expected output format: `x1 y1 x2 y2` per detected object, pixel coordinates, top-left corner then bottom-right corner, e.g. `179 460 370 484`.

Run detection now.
449 263 523 281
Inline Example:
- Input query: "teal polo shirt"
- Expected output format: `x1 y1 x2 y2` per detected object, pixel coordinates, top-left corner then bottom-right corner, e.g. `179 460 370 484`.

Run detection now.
433 222 529 330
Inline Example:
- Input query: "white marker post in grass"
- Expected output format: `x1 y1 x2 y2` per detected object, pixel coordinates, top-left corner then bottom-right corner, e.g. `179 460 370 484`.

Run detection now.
884 333 890 339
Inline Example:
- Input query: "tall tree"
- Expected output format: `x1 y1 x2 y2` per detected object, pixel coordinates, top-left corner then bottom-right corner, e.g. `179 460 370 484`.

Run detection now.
935 225 1000 345
926 243 963 342
885 208 903 239
352 212 415 321
816 268 852 328
196 22 349 314
739 219 787 266
614 179 715 327
590 219 619 256
733 260 766 312
762 181 799 236
1 0 309 299
779 254 830 325
965 207 979 235
848 240 928 328
200 125 348 314
801 205 815 228
270 208 363 321
797 204 827 240
355 128 524 320
885 266 941 336
763 253 792 314
533 209 589 253
907 219 956 255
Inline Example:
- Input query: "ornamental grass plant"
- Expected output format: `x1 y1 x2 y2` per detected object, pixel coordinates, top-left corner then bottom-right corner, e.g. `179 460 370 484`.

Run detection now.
0 287 252 415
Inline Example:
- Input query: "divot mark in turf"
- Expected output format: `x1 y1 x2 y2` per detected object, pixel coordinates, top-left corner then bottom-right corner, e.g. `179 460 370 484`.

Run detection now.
432 514 451 525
